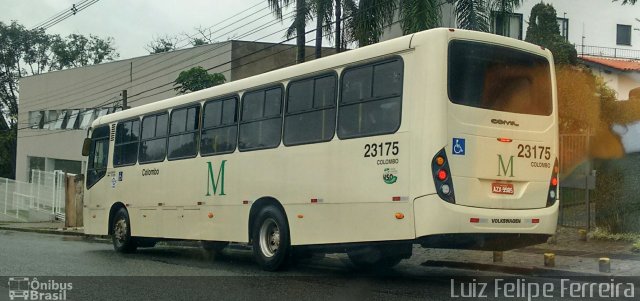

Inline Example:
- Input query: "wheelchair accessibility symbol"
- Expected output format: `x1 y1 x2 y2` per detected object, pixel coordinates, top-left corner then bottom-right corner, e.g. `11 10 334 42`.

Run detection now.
452 138 465 155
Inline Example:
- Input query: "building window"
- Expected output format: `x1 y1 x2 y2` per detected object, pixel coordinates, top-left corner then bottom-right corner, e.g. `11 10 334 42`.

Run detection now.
338 58 403 139
65 109 81 129
284 73 337 146
28 111 44 129
201 96 238 156
168 105 200 160
114 118 140 167
139 112 168 164
557 17 569 42
52 110 68 130
491 12 523 40
617 24 632 46
79 109 96 129
45 110 59 130
239 86 283 151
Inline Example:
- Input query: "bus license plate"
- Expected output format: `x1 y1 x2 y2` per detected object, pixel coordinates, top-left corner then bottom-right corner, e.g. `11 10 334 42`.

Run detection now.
492 183 514 195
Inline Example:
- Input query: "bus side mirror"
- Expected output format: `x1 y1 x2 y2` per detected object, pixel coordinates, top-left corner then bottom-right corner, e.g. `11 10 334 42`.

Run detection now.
81 138 91 156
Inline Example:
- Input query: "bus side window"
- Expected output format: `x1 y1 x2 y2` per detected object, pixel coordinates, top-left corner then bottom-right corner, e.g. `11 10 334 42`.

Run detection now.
86 125 110 189
113 118 140 166
139 112 168 164
168 105 200 160
338 58 403 139
239 86 283 151
201 96 238 156
284 73 337 146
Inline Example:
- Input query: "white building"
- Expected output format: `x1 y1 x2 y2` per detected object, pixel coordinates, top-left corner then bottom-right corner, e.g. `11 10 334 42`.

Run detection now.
16 41 333 182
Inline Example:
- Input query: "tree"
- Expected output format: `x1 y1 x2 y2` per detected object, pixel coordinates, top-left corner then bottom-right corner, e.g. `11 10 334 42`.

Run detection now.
268 0 309 63
524 3 577 65
0 21 118 179
145 35 178 54
311 0 334 58
173 66 226 94
453 0 489 32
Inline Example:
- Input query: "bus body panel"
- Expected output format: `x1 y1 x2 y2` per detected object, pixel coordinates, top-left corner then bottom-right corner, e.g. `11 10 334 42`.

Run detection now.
83 28 559 252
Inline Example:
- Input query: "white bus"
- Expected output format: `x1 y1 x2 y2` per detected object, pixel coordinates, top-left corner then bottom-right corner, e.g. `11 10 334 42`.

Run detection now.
82 28 559 271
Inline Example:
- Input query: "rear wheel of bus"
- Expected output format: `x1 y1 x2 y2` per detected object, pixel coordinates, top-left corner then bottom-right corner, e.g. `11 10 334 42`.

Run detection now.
252 206 291 271
111 208 138 253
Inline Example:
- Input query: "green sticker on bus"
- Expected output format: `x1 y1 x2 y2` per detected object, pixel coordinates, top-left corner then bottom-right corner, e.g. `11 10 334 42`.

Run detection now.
383 168 397 184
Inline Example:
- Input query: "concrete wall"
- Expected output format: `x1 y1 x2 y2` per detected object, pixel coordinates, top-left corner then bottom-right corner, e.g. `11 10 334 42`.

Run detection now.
230 41 336 80
17 41 336 181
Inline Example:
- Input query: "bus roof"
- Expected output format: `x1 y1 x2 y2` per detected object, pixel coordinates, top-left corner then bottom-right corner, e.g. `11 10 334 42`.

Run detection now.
92 28 552 128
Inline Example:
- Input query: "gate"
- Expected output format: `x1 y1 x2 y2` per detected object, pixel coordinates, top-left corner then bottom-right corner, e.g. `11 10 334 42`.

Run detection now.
558 133 596 229
0 170 67 222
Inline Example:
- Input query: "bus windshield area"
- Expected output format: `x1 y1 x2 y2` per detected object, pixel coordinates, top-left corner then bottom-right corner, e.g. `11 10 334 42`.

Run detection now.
448 40 552 116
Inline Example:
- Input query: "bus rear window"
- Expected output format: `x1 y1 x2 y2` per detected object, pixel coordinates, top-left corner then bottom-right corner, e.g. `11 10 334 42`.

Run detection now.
448 40 552 116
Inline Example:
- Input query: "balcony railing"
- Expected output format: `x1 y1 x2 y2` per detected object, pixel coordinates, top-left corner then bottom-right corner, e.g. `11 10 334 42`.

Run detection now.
576 44 640 60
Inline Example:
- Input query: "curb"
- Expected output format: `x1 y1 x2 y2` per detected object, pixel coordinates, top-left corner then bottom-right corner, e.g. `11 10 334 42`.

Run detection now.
422 260 610 277
0 225 85 237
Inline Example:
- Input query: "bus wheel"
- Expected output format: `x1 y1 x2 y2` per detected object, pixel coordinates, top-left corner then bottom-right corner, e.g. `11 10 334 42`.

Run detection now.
252 206 291 271
347 246 404 270
111 208 137 253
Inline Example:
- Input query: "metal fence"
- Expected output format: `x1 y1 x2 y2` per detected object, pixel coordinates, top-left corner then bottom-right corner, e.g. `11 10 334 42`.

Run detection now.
558 133 596 229
0 170 67 222
576 44 640 60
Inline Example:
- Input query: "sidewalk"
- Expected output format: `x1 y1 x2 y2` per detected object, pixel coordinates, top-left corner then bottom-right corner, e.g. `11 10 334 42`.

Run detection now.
1 221 639 276
412 227 640 276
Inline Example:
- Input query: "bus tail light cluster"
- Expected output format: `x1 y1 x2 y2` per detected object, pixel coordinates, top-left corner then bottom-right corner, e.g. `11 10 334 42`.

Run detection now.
432 148 455 203
547 158 559 207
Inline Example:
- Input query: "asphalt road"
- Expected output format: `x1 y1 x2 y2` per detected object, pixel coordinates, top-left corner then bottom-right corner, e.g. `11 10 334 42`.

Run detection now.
0 230 637 301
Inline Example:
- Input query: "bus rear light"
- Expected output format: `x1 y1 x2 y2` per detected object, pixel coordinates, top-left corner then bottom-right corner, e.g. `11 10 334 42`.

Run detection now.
311 198 318 203
470 217 480 223
532 218 540 224
392 196 401 201
431 148 455 203
437 170 447 181
497 137 512 142
546 158 559 207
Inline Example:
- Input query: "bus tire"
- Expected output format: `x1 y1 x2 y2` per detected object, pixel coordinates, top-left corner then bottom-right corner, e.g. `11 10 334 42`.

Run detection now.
252 206 291 271
347 246 404 270
111 208 137 253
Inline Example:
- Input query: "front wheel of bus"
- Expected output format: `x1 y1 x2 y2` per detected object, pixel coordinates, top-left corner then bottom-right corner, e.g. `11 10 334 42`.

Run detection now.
252 206 291 271
112 208 137 253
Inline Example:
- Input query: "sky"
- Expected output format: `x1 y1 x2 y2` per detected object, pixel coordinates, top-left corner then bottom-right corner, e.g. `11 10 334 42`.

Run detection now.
0 0 298 60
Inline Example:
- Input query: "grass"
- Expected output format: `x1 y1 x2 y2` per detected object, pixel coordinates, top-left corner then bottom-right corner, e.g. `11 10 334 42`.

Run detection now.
590 228 640 253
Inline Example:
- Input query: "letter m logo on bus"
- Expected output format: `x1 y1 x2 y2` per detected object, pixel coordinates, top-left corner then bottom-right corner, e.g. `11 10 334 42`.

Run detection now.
206 160 227 196
497 155 514 177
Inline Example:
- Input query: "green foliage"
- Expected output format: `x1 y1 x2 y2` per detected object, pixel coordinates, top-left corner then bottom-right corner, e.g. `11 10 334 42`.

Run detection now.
173 67 226 94
0 127 16 179
399 0 441 34
268 0 308 63
524 3 577 65
146 36 177 54
454 0 489 32
591 227 640 242
0 21 116 179
49 34 118 70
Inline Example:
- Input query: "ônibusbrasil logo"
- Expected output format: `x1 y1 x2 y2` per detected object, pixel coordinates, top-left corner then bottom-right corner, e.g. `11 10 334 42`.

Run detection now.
7 277 72 300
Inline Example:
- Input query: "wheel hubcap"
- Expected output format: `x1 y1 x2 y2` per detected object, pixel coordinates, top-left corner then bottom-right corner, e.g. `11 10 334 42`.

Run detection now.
114 218 127 243
259 218 280 258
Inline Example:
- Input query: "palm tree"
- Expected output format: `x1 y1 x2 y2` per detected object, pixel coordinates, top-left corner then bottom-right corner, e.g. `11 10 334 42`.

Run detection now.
453 0 489 32
397 0 441 35
311 0 334 58
268 0 309 63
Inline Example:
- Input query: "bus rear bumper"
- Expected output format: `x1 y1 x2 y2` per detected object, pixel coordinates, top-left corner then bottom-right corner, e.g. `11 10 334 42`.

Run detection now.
413 194 558 250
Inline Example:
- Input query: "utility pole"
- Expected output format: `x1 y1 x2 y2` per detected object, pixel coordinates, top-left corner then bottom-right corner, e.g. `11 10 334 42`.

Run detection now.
121 90 128 110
